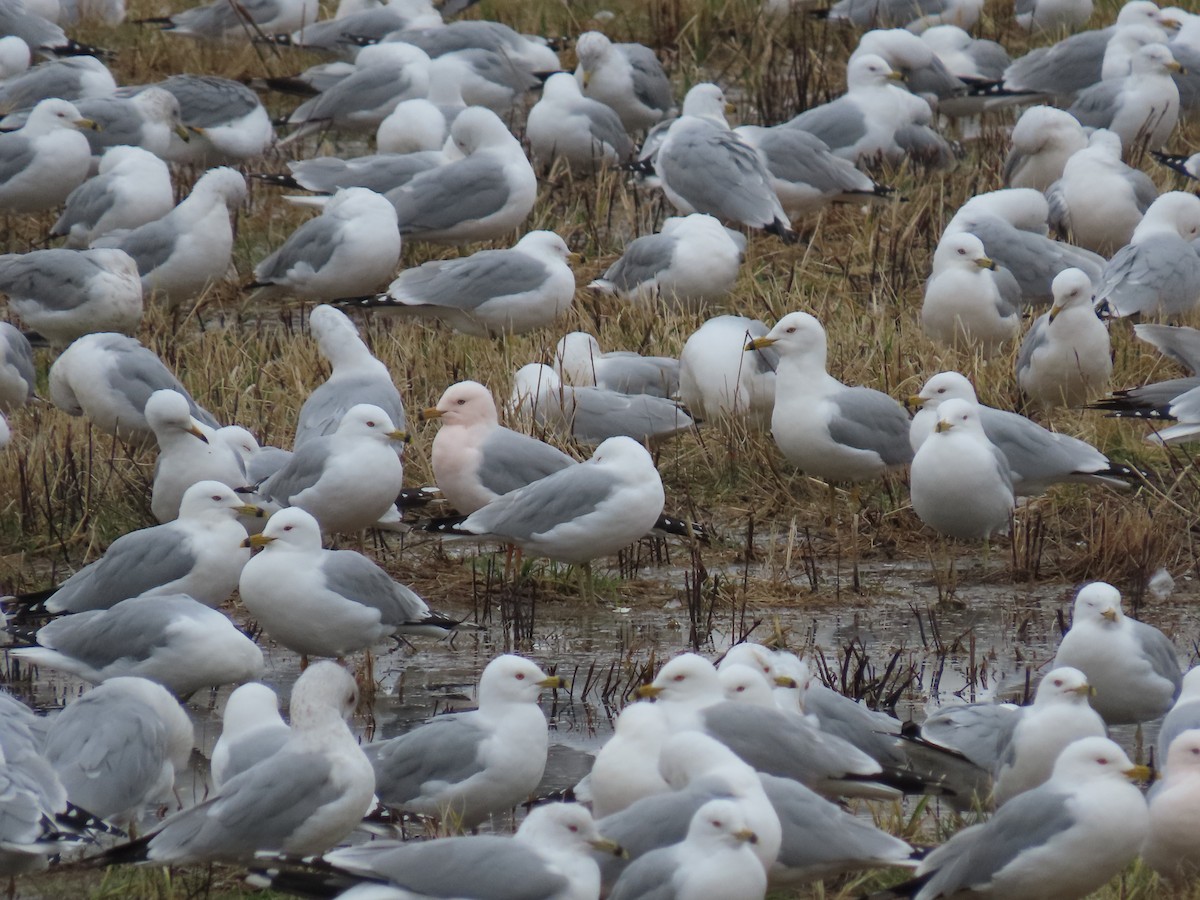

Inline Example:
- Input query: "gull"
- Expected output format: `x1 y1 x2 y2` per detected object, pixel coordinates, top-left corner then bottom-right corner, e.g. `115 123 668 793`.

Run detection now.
365 655 563 828
910 399 1013 540
748 311 912 485
0 98 96 214
210 683 290 789
1094 191 1200 318
0 55 114 112
919 25 1010 85
95 166 247 307
347 231 573 336
145 389 246 522
6 481 258 616
511 364 693 446
1143 728 1200 882
553 331 678 399
1017 267 1112 409
376 98 450 154
48 333 216 443
266 149 445 196
1015 0 1092 32
679 316 776 429
138 0 317 40
69 88 189 160
589 214 745 311
527 72 633 172
108 662 375 862
921 232 1020 356
239 507 458 660
584 703 673 818
1003 106 1089 191
51 145 175 248
0 740 66 874
375 20 559 76
895 738 1148 900
909 371 1135 495
1052 581 1182 725
1158 667 1200 762
296 305 406 449
0 36 29 84
136 75 274 166
0 0 107 56
1067 43 1181 152
827 0 983 31
451 435 665 565
12 594 265 697
1046 128 1158 256
268 1 438 52
0 322 33 411
248 188 400 302
42 677 193 825
259 404 407 534
373 43 539 115
574 30 674 132
655 84 794 240
851 28 968 104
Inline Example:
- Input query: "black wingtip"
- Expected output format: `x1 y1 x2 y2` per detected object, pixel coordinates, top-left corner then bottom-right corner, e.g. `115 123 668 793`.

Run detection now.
766 218 798 244
54 39 114 58
249 172 303 190
255 32 295 46
397 485 441 509
421 514 473 536
1151 150 1197 180
653 514 709 543
338 32 377 47
262 76 321 97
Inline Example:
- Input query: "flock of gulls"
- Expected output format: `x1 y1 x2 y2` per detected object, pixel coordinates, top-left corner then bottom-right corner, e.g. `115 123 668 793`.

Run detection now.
5 0 1200 892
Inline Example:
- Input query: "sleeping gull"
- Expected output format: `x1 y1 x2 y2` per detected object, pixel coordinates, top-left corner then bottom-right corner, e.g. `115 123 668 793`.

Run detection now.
145 389 247 522
107 662 374 862
346 231 573 336
6 481 258 616
51 145 175 248
553 331 678 398
1052 581 1182 725
573 30 674 132
654 84 794 240
894 737 1147 900
0 36 29 84
210 683 290 789
1016 267 1112 409
258 404 407 534
1066 42 1181 152
1094 191 1200 318
48 332 217 442
365 654 563 828
584 703 672 818
0 55 114 111
1143 728 1200 882
679 316 776 429
588 214 745 311
0 247 141 347
42 677 193 825
138 0 317 40
376 98 450 155
748 311 912 485
921 232 1020 356
0 322 34 411
239 507 458 660
910 399 1013 540
527 72 632 172
295 305 406 449
511 363 693 446
137 75 275 166
1003 106 1089 191
248 187 400 302
0 98 96 213
1157 667 1200 762
12 594 264 696
909 371 1134 495
1015 0 1092 31
95 166 247 307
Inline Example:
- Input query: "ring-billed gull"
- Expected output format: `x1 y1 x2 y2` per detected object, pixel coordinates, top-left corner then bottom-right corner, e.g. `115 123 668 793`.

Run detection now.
584 703 672 818
1052 581 1182 725
1157 667 1200 761
574 31 673 132
109 662 375 862
851 28 968 103
895 737 1148 900
13 593 264 696
248 187 400 302
909 372 1134 495
991 667 1106 807
1094 191 1200 318
589 214 745 311
921 232 1020 356
0 98 96 214
609 799 766 900
366 654 563 828
0 741 66 874
655 84 794 241
1003 107 1089 191
679 316 776 429
527 72 632 172
7 481 258 616
376 44 540 115
512 364 693 446
348 231 573 336
68 88 189 160
748 311 912 485
1017 267 1112 408
95 166 247 306
553 332 678 399
919 25 1010 88
1015 0 1092 31
0 247 142 347
48 333 216 442
295 305 406 449
450 435 665 564
210 682 290 789
1046 129 1158 256
43 676 193 825
911 399 1013 540
378 19 560 75
51 146 175 248
259 404 407 534
376 97 450 155
1068 43 1181 151
0 322 33 411
0 0 109 56
239 507 458 659
1143 727 1200 882
828 0 983 31
138 75 274 166
264 149 445 196
267 0 437 51
138 0 316 39
0 55 114 111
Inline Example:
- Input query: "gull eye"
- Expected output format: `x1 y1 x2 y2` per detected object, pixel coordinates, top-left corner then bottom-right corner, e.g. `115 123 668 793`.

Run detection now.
1097 756 1109 765
1053 679 1063 687
212 495 222 501
735 685 746 693
711 818 723 827
515 672 525 680
957 248 966 255
785 327 796 334
457 399 466 405
284 525 293 531
366 420 377 427
673 674 686 682
568 824 579 833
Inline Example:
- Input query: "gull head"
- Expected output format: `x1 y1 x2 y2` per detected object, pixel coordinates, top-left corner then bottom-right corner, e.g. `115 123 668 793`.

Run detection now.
450 106 514 156
911 370 978 411
638 652 721 703
247 506 323 550
516 803 620 858
1072 581 1124 626
1047 267 1095 322
478 654 564 707
178 480 261 520
425 380 498 427
336 403 408 443
688 799 759 848
145 389 208 442
934 232 995 272
748 311 826 363
1164 728 1200 776
681 82 732 122
1034 666 1094 705
847 53 904 88
933 397 985 436
1050 736 1147 783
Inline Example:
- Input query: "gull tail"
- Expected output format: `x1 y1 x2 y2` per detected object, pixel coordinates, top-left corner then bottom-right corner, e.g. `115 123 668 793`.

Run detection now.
1151 150 1198 180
